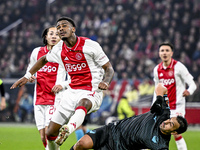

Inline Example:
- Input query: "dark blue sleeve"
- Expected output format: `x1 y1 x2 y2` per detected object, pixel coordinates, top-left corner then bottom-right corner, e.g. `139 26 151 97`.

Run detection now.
150 95 170 115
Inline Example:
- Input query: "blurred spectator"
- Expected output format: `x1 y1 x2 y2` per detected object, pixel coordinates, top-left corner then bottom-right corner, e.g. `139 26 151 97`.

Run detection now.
0 79 6 111
117 96 135 120
138 78 154 97
125 85 139 104
14 86 33 122
0 0 200 102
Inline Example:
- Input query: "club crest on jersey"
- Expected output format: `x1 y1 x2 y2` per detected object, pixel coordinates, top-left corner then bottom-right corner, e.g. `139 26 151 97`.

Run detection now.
75 53 82 60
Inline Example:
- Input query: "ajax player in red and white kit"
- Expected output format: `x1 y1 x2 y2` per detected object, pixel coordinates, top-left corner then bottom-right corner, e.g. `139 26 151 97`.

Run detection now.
11 17 114 150
26 26 66 150
152 42 196 150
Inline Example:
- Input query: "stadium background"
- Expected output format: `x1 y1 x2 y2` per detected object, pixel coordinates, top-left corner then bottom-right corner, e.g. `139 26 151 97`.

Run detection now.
0 0 200 125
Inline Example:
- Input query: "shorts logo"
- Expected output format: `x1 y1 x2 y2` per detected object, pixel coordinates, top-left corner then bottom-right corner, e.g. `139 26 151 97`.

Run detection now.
88 91 95 97
70 123 76 129
75 53 82 60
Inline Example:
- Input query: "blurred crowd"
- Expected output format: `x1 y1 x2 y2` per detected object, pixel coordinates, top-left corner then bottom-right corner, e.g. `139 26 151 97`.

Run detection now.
0 0 200 103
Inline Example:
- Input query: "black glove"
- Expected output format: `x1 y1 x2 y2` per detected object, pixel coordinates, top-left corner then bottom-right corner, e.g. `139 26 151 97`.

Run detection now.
150 96 163 114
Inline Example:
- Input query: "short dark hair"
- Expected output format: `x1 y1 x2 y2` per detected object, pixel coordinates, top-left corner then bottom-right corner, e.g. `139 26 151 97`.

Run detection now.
159 42 174 51
41 26 55 45
175 116 188 134
56 17 76 27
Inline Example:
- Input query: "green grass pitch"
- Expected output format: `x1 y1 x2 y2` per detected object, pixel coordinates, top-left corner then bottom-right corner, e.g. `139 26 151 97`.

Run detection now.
0 123 199 150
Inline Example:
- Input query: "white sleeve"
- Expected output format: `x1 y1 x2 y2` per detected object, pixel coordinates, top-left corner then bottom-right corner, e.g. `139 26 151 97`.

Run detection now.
46 40 63 63
89 40 109 66
26 47 40 73
178 62 197 95
152 66 159 104
153 65 159 85
59 80 70 89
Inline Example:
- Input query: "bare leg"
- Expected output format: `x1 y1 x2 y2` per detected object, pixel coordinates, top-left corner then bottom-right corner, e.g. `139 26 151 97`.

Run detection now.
74 135 94 150
46 121 62 150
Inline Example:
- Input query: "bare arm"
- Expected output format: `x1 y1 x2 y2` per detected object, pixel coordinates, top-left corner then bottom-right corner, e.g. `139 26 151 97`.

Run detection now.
98 62 114 90
10 56 48 89
28 55 48 74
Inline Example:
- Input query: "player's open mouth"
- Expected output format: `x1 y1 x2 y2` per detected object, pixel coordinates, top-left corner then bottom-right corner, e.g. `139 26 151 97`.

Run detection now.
60 32 66 36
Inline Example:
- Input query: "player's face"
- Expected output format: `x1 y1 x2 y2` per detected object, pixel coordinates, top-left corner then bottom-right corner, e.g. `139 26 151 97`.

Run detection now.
159 45 173 63
46 27 60 46
56 20 75 40
159 117 180 135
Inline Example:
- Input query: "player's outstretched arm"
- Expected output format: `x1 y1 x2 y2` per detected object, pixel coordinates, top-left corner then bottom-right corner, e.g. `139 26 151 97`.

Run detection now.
151 83 168 114
10 56 48 89
98 62 114 90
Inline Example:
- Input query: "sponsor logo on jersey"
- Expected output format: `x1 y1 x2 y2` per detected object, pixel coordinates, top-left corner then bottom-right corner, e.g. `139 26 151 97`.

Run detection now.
64 63 87 72
64 56 69 60
99 55 106 60
152 136 158 143
159 78 175 86
159 73 163 77
153 116 157 122
75 53 82 60
89 130 96 134
38 65 57 72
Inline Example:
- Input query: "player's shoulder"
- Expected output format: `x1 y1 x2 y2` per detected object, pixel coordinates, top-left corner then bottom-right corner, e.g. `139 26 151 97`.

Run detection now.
32 46 42 52
30 46 42 56
175 61 187 69
153 64 159 71
54 40 63 48
51 40 63 52
83 37 101 48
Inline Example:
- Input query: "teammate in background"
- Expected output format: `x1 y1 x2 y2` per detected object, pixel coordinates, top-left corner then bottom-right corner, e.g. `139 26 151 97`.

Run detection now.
0 79 6 111
152 42 197 150
10 16 114 150
25 26 66 150
70 83 188 150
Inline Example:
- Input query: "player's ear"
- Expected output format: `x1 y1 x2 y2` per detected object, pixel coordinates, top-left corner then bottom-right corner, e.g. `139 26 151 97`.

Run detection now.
72 27 76 33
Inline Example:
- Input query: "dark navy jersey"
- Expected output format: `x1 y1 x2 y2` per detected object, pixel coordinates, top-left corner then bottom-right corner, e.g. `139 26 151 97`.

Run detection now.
88 95 171 150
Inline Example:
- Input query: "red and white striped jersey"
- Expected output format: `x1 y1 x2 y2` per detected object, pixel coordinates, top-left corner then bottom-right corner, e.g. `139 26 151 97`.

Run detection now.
46 37 109 92
153 59 196 110
27 46 66 105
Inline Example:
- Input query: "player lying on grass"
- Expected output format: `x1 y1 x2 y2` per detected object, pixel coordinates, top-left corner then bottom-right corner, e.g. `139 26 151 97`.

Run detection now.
70 83 188 150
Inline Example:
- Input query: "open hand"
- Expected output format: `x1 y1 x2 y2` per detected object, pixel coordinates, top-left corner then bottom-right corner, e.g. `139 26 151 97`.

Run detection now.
10 77 28 89
183 90 190 97
52 85 63 94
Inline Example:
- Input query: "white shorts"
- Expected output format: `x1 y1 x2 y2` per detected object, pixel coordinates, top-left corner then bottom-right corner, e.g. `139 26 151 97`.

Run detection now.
34 100 61 130
170 102 185 118
51 88 103 125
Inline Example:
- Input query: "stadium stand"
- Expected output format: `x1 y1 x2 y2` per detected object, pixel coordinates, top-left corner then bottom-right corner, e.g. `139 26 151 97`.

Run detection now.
0 0 200 123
